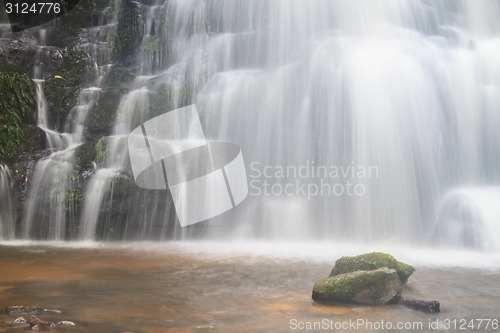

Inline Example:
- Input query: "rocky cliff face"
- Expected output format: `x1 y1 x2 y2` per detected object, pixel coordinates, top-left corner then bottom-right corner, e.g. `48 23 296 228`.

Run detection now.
0 0 177 240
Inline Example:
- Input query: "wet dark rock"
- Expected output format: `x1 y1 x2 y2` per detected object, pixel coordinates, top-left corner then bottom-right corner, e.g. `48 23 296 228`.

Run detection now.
22 126 47 153
75 140 97 173
313 267 402 305
85 87 120 136
115 0 144 65
392 296 441 313
30 315 55 330
0 38 39 69
314 253 441 313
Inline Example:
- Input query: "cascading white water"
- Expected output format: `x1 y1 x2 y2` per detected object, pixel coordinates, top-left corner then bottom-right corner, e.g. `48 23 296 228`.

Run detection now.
24 85 104 239
79 168 116 239
33 79 65 149
23 0 121 239
79 85 152 239
78 85 156 239
76 0 500 246
23 0 500 249
0 165 15 240
435 187 500 250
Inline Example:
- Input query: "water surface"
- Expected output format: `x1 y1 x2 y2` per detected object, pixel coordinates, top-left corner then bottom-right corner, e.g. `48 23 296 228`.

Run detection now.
0 242 499 332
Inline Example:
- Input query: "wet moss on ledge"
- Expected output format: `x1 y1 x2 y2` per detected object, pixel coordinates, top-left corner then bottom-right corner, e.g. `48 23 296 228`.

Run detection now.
0 65 36 162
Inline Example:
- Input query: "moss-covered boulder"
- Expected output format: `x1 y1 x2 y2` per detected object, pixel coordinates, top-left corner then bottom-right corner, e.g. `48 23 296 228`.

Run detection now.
330 252 415 283
313 267 402 305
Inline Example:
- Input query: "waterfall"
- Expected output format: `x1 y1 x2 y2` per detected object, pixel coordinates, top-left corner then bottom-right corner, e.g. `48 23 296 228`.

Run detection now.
23 0 121 239
79 86 152 240
2 0 499 249
24 84 104 239
78 1 174 239
435 187 500 250
33 79 64 149
73 0 500 247
0 165 15 240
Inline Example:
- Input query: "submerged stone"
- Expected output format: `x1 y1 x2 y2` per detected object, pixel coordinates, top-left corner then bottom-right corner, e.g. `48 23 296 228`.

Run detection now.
30 315 55 330
393 296 441 313
329 252 415 283
313 267 402 305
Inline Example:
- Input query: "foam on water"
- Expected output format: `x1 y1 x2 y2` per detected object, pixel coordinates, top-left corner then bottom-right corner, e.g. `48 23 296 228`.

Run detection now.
1 240 499 269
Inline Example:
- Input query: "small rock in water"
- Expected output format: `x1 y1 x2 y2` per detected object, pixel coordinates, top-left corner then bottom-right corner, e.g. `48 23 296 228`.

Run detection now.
30 315 55 330
393 296 441 313
57 320 76 326
13 316 27 324
313 252 441 313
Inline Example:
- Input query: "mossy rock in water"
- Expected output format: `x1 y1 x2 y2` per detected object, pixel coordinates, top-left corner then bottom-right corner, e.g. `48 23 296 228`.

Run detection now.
313 267 402 305
330 252 415 283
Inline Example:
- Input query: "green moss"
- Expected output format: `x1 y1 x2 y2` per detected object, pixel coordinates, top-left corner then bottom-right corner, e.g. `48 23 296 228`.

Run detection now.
0 69 36 161
66 186 83 204
318 274 356 300
313 268 402 305
141 35 160 56
95 137 109 166
330 252 415 283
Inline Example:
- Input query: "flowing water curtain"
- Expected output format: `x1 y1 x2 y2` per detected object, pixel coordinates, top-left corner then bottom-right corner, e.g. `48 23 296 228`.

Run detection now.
0 165 15 240
20 0 500 244
80 0 500 242
22 0 122 240
164 0 500 242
